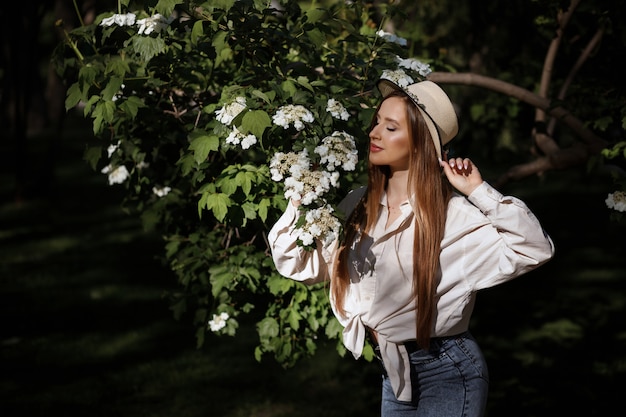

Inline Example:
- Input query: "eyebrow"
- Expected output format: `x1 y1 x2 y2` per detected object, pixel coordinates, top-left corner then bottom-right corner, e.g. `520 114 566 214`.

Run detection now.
379 115 400 125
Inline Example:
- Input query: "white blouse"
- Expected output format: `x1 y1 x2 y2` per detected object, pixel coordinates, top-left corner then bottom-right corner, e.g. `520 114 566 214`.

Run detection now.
268 181 555 401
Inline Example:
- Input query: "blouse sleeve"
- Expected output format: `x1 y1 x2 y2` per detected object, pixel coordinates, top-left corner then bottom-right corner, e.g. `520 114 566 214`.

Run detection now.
445 181 555 291
267 200 333 284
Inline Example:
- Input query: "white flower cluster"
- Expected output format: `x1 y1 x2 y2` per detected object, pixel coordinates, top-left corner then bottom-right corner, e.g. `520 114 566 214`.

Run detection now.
101 164 130 185
272 104 314 131
215 96 247 125
314 131 358 172
100 13 136 27
100 12 173 35
326 99 350 121
101 141 154 187
269 150 311 182
214 97 259 150
226 127 257 150
376 30 408 46
380 69 414 88
284 169 340 206
208 312 230 332
396 56 432 78
270 149 339 205
137 14 173 35
270 129 359 248
107 141 121 158
101 140 130 185
296 204 342 247
152 186 172 197
606 191 626 212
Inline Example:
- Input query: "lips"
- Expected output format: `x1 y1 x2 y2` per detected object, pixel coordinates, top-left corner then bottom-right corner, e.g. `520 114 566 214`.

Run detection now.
370 143 383 152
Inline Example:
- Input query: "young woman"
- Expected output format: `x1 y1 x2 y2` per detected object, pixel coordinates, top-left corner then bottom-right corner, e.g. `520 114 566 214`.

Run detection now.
268 78 555 416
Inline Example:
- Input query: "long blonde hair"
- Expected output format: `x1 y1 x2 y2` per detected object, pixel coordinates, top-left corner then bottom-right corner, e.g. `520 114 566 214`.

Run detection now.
332 91 453 349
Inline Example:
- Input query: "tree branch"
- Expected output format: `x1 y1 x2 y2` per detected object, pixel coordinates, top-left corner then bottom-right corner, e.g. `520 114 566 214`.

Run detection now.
427 71 608 186
536 0 581 123
530 0 581 157
548 23 606 136
493 143 590 188
428 71 607 151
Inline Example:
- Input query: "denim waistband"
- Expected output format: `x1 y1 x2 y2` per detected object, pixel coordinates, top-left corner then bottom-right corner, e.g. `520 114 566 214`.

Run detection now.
404 331 469 354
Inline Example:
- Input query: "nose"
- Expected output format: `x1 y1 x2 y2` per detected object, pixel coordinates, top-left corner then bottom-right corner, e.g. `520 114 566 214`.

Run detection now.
369 124 380 140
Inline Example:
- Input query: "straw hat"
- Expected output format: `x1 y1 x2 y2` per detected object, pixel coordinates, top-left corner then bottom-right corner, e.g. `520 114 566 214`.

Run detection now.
377 79 459 160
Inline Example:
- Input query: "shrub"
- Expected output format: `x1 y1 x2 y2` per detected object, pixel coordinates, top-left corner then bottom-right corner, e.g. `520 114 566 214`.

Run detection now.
54 0 437 366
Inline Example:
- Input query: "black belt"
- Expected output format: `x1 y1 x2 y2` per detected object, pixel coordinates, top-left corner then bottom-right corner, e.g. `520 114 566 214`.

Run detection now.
404 332 467 353
404 340 421 353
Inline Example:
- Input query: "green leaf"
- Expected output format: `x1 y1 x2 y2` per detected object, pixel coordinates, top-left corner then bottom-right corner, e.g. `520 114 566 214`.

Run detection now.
78 64 99 86
278 339 292 359
241 110 271 139
105 57 131 77
205 193 231 221
258 198 270 222
94 100 116 123
288 308 302 330
155 0 184 17
91 100 116 134
307 312 320 331
306 28 326 48
93 114 104 135
594 116 613 131
217 176 237 195
209 264 233 297
177 153 197 176
130 36 166 62
251 89 275 104
306 8 327 23
83 146 103 171
191 20 204 45
267 275 294 295
296 76 314 93
188 131 220 163
257 317 280 339
119 96 146 119
241 202 257 220
254 346 263 362
280 80 297 98
305 337 317 355
211 0 237 11
235 171 255 195
83 95 99 117
211 31 231 66
65 83 84 111
101 76 123 101
361 342 375 362
325 317 343 339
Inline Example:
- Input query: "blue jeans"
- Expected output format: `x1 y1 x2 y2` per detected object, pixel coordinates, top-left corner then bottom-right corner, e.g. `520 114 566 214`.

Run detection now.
380 332 489 417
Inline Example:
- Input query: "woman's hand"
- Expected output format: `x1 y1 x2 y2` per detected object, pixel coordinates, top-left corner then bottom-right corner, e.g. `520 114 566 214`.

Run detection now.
439 157 484 197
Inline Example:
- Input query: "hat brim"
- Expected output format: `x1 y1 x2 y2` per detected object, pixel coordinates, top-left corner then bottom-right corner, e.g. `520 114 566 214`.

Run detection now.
377 79 457 160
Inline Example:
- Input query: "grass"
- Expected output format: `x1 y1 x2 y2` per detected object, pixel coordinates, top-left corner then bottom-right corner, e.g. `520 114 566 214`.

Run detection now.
1 115 625 416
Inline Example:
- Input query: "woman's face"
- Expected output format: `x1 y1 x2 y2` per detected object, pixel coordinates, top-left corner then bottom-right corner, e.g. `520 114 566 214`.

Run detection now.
368 96 411 171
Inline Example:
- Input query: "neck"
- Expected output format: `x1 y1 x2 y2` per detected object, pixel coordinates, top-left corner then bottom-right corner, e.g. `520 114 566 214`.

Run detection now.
386 169 409 207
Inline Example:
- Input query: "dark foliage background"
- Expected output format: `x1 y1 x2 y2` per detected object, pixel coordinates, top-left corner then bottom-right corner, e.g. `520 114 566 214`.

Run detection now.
2 1 625 416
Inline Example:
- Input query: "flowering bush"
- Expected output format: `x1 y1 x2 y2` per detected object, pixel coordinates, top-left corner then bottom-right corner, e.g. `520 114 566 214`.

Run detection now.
602 141 626 224
54 0 435 366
